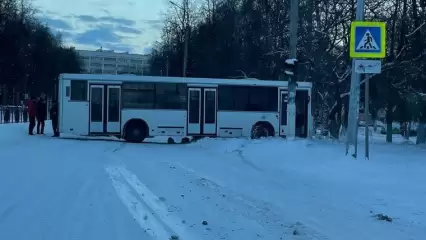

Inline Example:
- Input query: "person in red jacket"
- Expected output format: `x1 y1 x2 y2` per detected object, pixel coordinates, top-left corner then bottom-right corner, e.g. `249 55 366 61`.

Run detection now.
27 96 37 135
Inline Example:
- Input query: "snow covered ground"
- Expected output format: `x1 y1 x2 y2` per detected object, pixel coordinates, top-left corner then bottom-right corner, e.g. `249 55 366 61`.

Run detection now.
0 123 425 240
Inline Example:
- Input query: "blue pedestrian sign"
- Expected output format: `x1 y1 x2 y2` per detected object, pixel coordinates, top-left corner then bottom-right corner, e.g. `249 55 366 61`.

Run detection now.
350 21 386 58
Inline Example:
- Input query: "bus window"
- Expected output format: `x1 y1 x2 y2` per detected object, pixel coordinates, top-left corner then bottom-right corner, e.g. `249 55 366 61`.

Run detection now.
218 85 278 112
70 80 88 101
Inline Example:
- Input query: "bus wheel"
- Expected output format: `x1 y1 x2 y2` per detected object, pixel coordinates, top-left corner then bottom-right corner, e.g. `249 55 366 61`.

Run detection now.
251 123 273 139
124 120 147 143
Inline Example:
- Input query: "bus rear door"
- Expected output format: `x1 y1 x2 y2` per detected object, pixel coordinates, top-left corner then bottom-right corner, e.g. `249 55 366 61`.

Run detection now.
187 87 217 136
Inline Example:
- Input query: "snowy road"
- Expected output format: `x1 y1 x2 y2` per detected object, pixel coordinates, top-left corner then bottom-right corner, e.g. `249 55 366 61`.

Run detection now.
0 123 425 240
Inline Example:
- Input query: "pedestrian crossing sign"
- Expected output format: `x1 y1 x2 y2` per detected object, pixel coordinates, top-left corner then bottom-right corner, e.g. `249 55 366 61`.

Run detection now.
350 21 386 58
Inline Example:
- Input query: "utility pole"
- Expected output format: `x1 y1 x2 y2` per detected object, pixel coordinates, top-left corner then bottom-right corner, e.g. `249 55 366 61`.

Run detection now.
166 55 169 76
169 0 189 77
183 26 188 77
182 0 189 77
21 0 28 99
286 0 299 140
166 29 170 76
345 0 365 158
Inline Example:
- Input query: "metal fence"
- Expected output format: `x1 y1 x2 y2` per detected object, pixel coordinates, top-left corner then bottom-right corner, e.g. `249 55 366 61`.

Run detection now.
0 104 51 124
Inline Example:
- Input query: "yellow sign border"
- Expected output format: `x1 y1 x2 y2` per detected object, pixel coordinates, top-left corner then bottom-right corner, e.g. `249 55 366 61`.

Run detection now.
350 21 386 59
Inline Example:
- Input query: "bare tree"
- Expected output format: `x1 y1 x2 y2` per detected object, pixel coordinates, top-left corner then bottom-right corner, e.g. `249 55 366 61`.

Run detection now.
149 0 426 143
168 0 198 77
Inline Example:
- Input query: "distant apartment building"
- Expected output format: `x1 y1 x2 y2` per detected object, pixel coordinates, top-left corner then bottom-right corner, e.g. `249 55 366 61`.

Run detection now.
77 48 150 75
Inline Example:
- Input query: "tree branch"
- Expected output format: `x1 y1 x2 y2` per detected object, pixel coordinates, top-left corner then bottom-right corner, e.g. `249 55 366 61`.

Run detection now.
405 22 426 38
341 49 426 97
228 70 258 79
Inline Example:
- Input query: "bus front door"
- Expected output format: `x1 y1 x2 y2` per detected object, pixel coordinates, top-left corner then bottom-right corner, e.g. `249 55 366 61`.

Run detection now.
187 88 217 136
89 84 121 134
279 90 288 136
89 85 104 133
295 89 309 138
106 85 121 133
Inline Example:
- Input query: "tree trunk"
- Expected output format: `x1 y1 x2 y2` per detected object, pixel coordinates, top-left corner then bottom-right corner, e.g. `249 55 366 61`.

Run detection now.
416 123 426 144
339 124 347 139
329 113 340 139
1 87 7 105
382 0 401 144
386 107 393 143
404 122 410 140
339 104 346 139
373 120 378 132
183 26 189 77
386 123 393 142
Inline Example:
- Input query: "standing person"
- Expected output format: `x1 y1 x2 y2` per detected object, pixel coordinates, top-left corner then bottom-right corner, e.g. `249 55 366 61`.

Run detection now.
36 93 47 135
49 100 59 137
27 96 37 135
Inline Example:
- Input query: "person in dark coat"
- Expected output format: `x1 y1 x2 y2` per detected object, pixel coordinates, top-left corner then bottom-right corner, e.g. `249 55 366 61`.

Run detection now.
27 96 37 135
36 93 47 135
49 100 59 137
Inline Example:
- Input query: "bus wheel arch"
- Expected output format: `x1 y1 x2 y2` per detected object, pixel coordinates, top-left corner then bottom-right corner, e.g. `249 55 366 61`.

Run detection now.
251 121 275 139
123 118 149 143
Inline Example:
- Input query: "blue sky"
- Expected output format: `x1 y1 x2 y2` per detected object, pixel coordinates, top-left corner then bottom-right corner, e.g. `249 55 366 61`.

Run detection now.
33 0 168 54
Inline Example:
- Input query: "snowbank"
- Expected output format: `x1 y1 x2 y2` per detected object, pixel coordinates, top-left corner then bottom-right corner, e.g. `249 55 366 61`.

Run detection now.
177 137 426 239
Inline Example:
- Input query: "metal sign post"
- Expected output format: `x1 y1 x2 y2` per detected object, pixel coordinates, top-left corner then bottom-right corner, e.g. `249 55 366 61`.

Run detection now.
347 13 386 159
354 60 381 160
346 0 365 159
286 0 299 140
364 74 370 160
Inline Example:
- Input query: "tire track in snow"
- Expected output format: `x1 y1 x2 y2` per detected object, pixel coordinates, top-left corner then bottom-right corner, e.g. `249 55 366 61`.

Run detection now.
105 165 170 239
105 160 198 240
170 162 330 240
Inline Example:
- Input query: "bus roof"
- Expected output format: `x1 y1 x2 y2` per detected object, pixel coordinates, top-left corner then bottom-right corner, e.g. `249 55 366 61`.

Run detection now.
59 73 312 88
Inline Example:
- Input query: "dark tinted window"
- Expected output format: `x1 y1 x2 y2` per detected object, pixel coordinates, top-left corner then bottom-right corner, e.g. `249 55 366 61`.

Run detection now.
249 87 278 111
122 82 186 109
108 87 120 122
281 91 288 125
234 86 249 111
217 86 233 110
156 83 187 109
65 86 70 97
296 90 309 114
90 87 103 122
122 83 155 108
188 90 200 123
70 80 87 101
218 85 278 111
205 90 216 124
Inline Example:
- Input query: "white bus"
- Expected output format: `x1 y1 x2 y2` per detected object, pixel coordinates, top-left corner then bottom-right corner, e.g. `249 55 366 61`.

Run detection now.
58 74 313 142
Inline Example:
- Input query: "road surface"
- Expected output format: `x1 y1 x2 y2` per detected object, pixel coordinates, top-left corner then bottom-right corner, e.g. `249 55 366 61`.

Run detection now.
0 123 425 240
